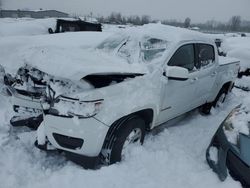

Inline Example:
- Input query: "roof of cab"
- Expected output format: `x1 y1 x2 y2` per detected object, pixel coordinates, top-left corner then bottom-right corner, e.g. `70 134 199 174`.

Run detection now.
122 23 213 44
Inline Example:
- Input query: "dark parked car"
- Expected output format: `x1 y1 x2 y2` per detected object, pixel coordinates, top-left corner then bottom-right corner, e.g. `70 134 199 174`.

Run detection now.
48 19 102 34
206 105 250 187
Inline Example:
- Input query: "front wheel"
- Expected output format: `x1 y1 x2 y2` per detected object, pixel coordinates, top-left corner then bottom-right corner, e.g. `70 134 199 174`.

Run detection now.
102 115 146 165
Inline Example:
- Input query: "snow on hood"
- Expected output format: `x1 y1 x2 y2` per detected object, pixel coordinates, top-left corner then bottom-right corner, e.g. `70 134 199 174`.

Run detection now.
0 30 148 80
20 46 148 80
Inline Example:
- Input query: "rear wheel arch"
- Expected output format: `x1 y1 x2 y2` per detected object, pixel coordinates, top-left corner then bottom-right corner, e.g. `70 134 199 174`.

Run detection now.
200 82 233 115
222 81 234 93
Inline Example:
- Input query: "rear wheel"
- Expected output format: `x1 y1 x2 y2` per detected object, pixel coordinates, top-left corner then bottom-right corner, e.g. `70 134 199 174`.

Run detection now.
200 88 227 115
101 115 146 165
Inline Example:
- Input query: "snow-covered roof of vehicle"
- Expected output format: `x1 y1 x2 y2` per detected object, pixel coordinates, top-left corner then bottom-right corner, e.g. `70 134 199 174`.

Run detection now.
119 23 213 44
0 23 214 81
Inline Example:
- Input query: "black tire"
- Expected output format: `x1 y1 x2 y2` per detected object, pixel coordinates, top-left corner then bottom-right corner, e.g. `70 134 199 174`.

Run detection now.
48 28 54 34
213 88 227 108
200 88 227 115
103 115 146 165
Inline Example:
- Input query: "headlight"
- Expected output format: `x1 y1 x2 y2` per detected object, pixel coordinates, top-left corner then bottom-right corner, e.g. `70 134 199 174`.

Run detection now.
49 96 103 118
222 105 250 145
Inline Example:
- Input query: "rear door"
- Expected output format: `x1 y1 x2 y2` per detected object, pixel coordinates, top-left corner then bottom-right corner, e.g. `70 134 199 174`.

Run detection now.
195 43 217 104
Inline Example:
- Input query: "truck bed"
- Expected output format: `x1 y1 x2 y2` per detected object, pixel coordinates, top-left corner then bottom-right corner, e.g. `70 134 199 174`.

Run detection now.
218 56 240 66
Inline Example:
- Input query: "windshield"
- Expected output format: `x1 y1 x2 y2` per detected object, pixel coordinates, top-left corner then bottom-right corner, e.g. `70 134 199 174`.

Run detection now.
97 34 168 63
97 34 128 52
141 37 168 62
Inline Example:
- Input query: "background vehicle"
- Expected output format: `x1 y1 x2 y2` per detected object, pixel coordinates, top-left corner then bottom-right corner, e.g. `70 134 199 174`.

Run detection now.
48 19 102 34
206 105 250 187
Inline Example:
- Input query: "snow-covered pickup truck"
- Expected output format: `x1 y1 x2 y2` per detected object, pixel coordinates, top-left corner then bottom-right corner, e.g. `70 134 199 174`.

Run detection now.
27 24 239 168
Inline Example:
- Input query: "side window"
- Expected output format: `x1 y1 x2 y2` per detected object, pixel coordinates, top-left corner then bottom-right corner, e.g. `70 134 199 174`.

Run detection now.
168 44 195 71
198 44 215 67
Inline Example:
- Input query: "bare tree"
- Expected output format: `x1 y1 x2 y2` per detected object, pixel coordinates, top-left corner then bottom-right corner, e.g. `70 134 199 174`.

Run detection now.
141 15 151 25
106 12 123 24
162 19 183 27
229 15 241 31
127 15 141 25
184 17 191 28
97 16 105 23
121 16 127 24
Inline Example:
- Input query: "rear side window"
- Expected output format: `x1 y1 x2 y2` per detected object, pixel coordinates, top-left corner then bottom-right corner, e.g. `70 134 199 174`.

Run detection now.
168 44 195 71
198 44 215 67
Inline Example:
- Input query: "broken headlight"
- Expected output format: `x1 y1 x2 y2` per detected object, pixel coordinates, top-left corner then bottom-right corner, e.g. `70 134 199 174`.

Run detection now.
49 96 103 118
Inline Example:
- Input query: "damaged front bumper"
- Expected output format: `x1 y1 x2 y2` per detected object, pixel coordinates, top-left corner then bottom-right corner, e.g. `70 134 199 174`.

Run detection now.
8 86 45 129
35 114 109 168
35 138 100 168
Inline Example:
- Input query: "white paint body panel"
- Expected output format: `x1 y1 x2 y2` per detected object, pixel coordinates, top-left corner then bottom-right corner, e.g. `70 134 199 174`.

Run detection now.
30 26 240 157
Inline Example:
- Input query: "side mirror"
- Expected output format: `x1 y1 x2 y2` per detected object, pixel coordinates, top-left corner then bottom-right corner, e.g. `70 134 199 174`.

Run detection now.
165 66 189 81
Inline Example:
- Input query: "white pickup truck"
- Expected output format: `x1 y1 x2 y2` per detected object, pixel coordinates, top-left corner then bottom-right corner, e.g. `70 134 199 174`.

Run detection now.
9 24 239 168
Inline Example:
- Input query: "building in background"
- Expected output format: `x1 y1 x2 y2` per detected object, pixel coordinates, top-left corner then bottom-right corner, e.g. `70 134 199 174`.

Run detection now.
0 9 69 18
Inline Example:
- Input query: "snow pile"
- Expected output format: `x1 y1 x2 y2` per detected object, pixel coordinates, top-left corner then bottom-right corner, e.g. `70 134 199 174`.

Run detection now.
37 123 46 145
0 99 242 188
235 76 250 89
0 31 113 76
222 37 250 71
0 94 13 145
0 18 56 37
223 94 250 145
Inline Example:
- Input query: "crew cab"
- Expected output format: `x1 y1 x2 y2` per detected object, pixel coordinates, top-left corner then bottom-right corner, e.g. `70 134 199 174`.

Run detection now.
14 24 239 168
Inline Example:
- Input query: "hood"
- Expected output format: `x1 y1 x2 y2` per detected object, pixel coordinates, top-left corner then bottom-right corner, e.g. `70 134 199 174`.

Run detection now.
21 46 148 81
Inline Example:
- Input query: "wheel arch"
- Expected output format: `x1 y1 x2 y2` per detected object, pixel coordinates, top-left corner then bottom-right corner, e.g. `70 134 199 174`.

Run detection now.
106 108 154 136
210 81 234 102
222 81 234 93
100 108 154 164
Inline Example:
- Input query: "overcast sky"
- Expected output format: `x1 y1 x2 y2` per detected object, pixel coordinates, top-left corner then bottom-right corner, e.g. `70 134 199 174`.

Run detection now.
3 0 250 23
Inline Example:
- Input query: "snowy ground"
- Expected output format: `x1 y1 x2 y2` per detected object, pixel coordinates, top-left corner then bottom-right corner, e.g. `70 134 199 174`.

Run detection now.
0 18 249 188
0 88 245 188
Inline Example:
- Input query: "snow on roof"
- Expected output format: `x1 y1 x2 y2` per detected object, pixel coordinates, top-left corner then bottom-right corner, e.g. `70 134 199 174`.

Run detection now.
119 23 212 44
0 23 214 80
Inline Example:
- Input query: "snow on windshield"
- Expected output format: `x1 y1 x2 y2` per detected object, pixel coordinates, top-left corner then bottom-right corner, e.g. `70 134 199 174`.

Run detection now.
96 34 128 52
141 37 168 62
97 34 168 64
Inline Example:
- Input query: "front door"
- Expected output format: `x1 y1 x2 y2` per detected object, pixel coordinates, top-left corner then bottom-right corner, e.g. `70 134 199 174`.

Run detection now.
157 43 200 125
